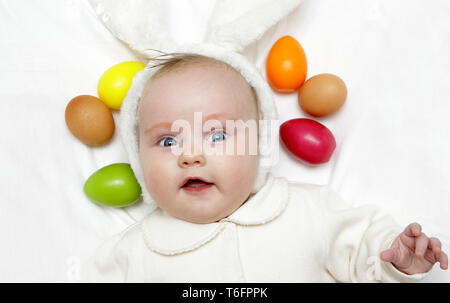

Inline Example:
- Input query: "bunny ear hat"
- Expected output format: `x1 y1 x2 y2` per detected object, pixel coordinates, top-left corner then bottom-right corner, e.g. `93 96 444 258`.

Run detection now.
88 0 304 214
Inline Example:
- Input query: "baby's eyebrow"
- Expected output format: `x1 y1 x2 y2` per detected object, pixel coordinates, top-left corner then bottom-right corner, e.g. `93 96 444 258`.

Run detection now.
145 113 238 135
145 121 172 135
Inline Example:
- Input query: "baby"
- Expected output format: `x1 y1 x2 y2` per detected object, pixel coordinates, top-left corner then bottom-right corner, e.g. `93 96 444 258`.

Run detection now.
83 53 447 282
138 54 260 224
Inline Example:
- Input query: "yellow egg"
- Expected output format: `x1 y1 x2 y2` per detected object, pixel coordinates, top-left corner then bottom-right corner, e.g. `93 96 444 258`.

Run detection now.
98 61 145 110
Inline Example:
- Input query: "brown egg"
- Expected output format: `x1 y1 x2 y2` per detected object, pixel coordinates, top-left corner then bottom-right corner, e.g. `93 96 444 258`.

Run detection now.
298 73 347 117
65 95 115 146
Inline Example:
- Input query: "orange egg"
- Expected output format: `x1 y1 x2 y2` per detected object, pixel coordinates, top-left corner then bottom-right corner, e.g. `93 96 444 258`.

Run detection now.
266 35 307 93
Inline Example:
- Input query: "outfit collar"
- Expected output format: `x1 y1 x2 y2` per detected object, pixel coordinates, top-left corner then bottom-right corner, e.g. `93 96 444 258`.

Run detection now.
140 173 289 256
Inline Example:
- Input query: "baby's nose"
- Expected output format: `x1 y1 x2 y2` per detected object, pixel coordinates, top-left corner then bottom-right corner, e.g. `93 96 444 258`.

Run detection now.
178 153 206 168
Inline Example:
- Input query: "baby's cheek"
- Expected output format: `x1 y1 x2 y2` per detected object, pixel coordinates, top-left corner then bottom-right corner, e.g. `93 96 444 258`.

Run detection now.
139 151 152 179
225 155 258 189
242 155 259 181
140 151 167 194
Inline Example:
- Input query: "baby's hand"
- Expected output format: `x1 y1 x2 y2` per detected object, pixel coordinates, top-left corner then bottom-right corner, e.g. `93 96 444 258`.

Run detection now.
380 222 448 275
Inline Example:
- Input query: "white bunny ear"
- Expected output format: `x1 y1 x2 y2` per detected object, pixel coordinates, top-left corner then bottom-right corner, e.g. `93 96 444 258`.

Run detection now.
88 0 303 56
88 0 178 57
205 0 304 52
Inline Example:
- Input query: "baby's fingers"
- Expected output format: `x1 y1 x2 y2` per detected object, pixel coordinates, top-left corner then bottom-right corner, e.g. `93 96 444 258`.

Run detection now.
429 238 448 270
380 248 402 265
429 237 441 254
415 233 429 257
438 251 448 270
404 222 422 237
400 223 421 250
399 232 415 249
380 249 395 263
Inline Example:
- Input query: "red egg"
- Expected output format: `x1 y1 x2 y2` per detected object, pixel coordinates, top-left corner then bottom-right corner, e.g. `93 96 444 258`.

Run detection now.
280 118 336 164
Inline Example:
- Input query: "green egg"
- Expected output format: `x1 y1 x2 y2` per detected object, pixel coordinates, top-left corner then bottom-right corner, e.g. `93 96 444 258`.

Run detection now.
84 163 142 207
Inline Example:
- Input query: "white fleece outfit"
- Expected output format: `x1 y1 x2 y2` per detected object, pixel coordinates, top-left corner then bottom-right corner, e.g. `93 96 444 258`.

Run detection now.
82 173 430 282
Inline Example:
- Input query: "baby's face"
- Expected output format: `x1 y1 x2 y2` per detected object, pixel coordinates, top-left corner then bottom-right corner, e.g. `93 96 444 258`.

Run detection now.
138 64 259 223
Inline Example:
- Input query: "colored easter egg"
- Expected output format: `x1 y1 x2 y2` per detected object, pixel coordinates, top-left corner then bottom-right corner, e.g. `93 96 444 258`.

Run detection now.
280 118 336 164
65 95 115 146
266 35 307 93
84 163 142 207
298 73 347 117
98 61 145 110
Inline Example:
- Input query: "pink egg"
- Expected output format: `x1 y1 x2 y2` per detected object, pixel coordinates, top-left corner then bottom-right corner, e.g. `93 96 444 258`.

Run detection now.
280 118 336 164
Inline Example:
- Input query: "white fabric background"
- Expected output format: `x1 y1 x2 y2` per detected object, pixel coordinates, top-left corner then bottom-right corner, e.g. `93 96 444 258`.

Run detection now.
0 0 449 282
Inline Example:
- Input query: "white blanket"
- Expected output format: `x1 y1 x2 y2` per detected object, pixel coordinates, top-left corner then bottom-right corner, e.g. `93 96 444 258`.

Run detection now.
0 0 448 282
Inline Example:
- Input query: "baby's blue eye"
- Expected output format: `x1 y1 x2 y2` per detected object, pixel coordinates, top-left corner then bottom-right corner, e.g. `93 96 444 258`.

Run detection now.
158 131 227 147
208 130 227 143
159 136 178 147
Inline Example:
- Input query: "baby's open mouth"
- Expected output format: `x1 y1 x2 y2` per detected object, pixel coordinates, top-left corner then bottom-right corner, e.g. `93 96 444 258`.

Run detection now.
183 179 211 187
181 177 214 192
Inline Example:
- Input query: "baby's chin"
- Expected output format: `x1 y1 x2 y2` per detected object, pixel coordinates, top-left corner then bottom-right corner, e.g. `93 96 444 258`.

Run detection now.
176 202 231 224
170 193 245 224
177 214 223 224
169 208 226 224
